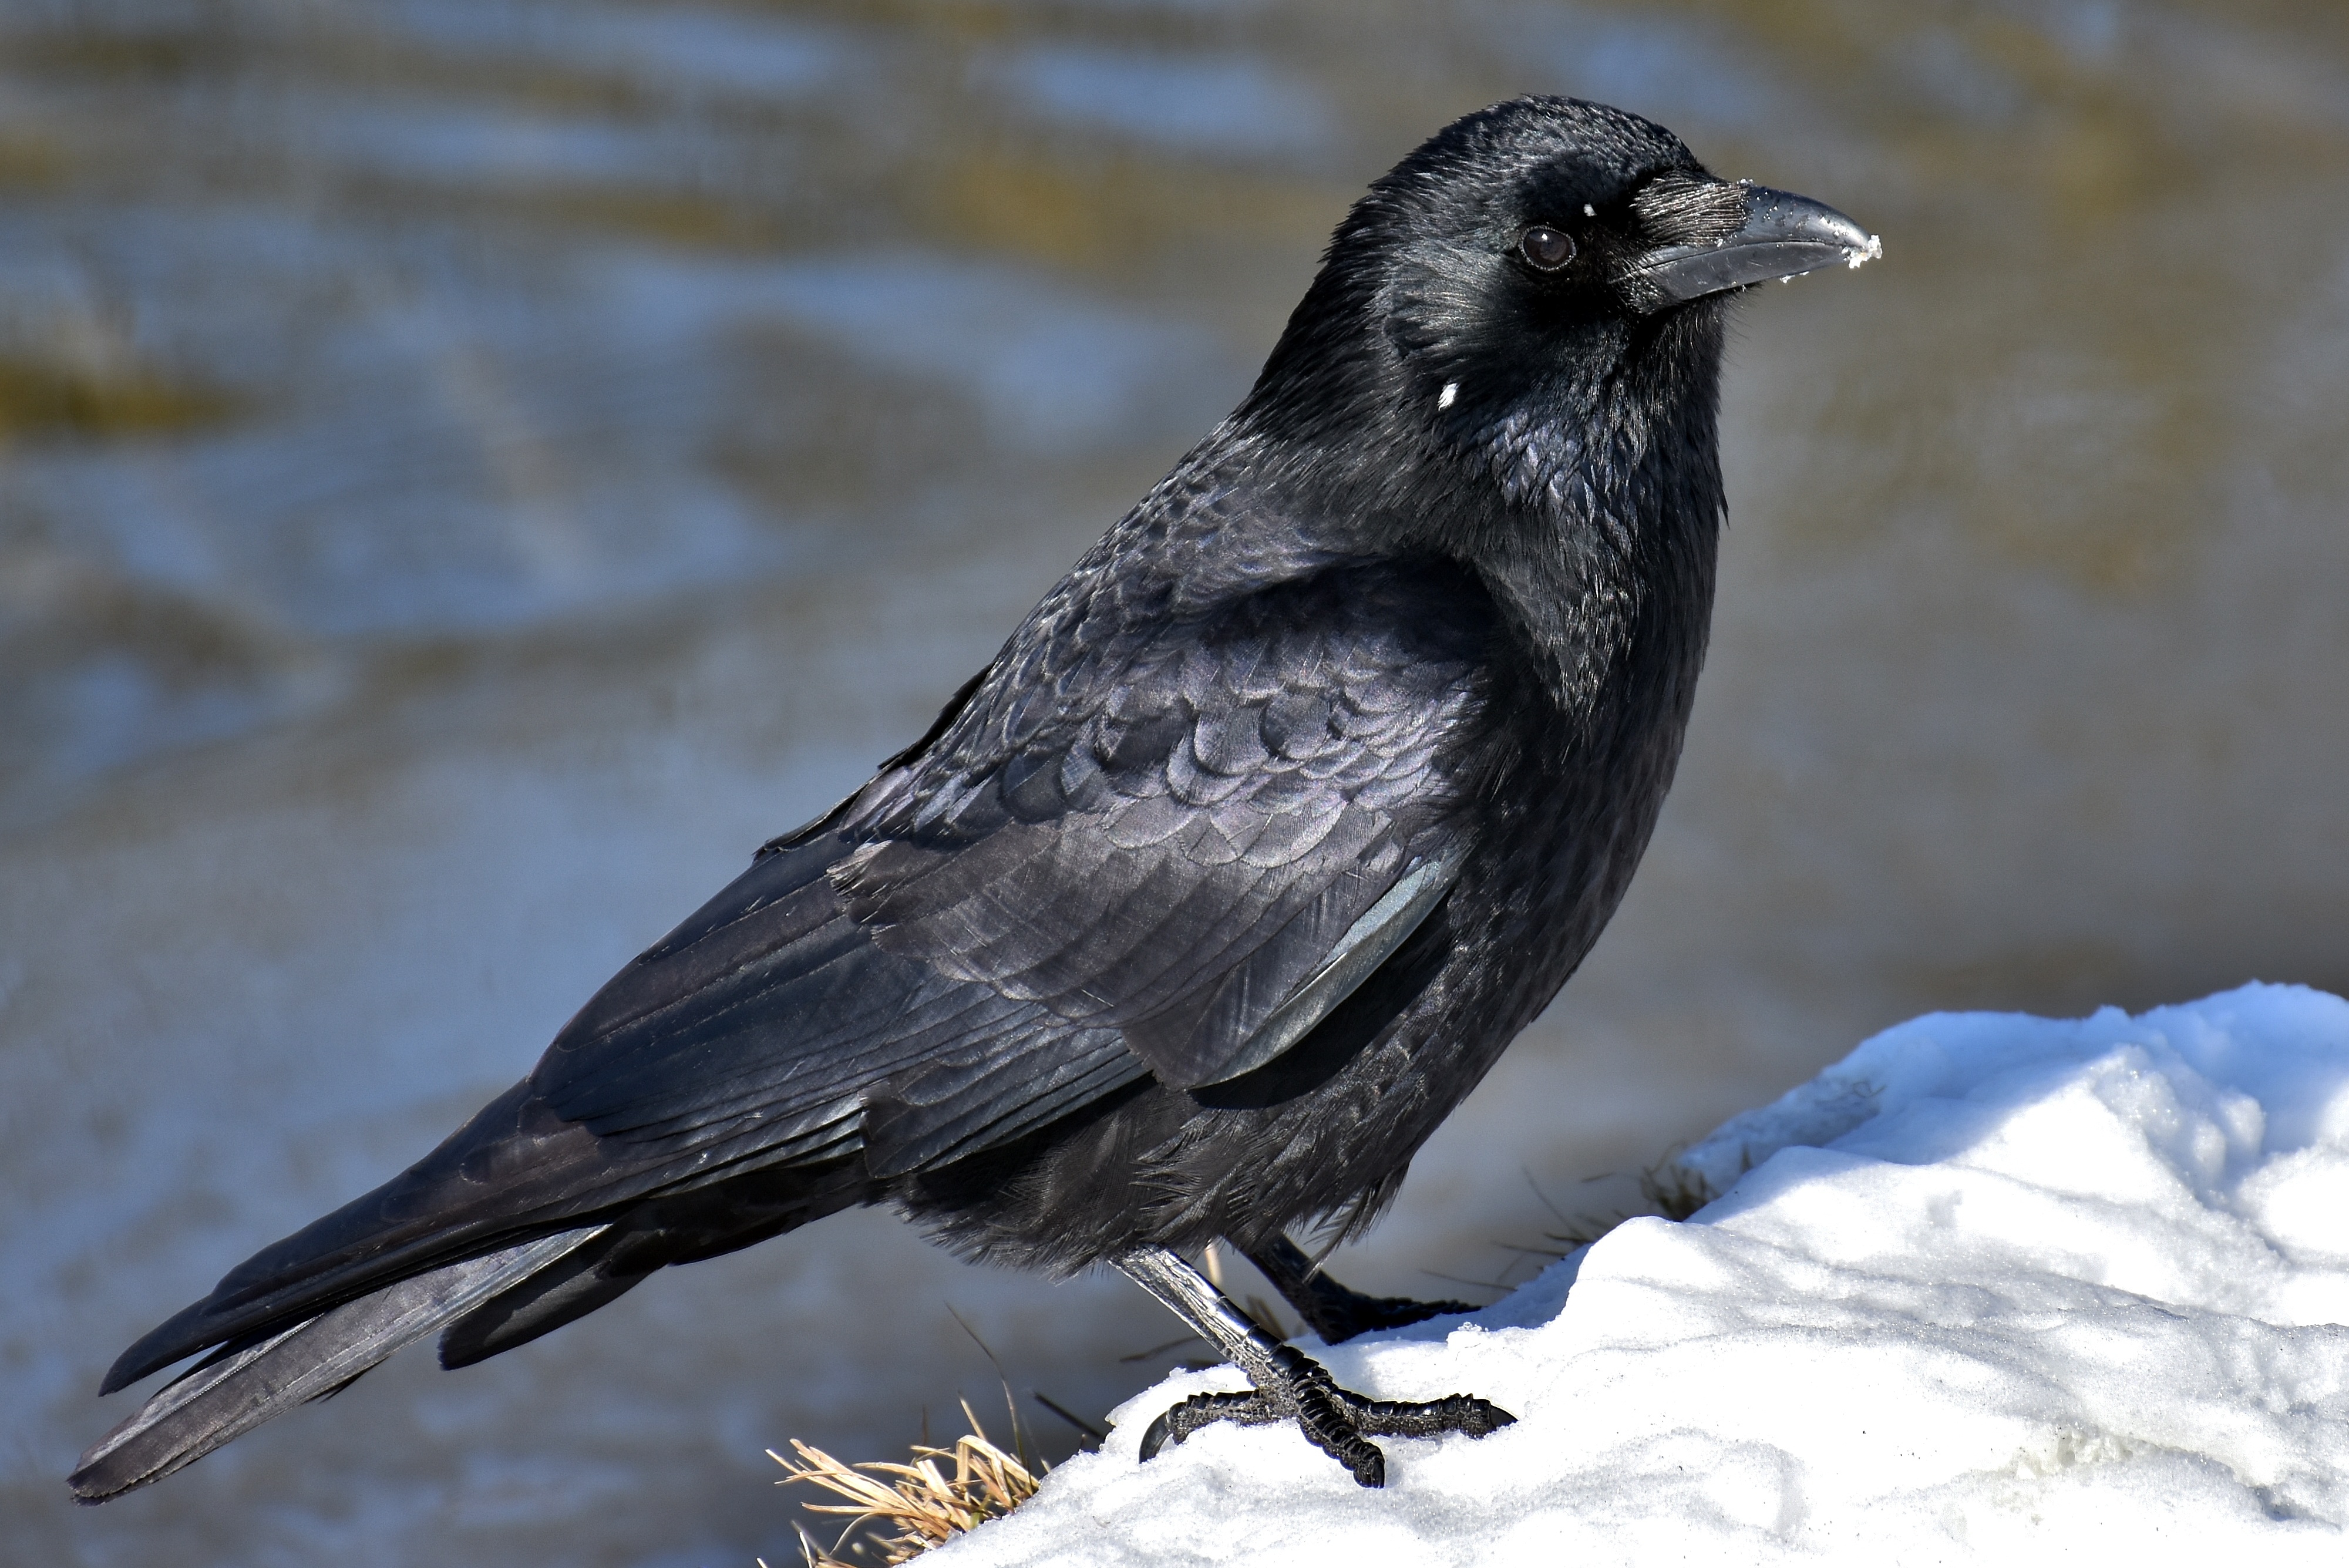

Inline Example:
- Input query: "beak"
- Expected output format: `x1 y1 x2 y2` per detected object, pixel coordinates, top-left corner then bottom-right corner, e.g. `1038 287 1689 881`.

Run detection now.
1627 183 1881 307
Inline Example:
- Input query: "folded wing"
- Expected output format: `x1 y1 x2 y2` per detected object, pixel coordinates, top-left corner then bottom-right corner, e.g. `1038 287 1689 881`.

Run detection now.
100 556 1497 1407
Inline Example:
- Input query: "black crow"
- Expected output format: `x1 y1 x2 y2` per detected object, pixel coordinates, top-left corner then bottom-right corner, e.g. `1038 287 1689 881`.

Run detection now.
73 95 1876 1499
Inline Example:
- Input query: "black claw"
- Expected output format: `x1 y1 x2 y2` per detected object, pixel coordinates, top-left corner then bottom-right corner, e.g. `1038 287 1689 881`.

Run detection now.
1139 1389 1274 1461
1274 1348 1388 1486
1352 1391 1516 1439
1133 1345 1512 1487
1139 1410 1173 1462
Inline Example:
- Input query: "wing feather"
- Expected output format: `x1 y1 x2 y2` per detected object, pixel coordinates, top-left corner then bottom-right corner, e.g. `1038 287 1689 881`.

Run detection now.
107 556 1499 1388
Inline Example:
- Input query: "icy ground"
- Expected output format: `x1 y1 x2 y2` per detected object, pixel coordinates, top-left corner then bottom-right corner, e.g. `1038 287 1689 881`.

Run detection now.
940 985 2349 1564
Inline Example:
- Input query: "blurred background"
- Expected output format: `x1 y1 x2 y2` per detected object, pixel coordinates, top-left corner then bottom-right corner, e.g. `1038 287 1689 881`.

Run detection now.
4 0 2345 1562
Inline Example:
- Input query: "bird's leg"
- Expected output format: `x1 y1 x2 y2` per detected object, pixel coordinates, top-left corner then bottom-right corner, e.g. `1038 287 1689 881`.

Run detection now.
1113 1244 1513 1489
1237 1232 1480 1344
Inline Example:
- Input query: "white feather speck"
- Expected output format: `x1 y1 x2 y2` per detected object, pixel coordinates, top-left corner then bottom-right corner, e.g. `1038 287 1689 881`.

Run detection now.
1438 381 1458 410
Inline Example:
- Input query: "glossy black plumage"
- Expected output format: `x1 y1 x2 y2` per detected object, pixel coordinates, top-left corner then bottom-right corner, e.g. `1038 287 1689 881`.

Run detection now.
77 94 1877 1501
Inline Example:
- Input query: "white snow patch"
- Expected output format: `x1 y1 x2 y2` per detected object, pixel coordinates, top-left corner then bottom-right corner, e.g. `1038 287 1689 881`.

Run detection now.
940 984 2349 1565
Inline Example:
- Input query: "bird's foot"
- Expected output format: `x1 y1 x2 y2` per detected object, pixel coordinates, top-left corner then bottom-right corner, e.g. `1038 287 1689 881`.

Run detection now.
1238 1234 1478 1345
1138 1344 1512 1488
1295 1280 1480 1344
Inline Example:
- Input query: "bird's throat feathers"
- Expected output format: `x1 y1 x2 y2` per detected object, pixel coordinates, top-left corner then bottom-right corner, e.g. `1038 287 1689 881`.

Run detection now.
1227 295 1728 725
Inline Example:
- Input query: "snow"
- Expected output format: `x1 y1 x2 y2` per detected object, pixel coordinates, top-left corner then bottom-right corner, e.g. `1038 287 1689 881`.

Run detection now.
940 984 2349 1564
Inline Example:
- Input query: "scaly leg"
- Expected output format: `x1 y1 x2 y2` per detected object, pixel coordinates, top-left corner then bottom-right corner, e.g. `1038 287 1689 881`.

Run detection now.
1113 1245 1512 1488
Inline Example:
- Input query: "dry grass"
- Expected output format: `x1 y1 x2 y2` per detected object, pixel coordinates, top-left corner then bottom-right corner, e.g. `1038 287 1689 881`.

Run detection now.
768 1400 1043 1567
1639 1150 1720 1223
1496 1150 1726 1277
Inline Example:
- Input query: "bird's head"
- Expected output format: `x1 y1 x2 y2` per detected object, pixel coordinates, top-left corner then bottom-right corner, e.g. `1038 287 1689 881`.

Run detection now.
1243 96 1877 523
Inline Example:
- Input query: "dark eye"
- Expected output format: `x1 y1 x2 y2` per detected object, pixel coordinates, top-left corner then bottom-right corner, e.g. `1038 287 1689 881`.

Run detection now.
1519 224 1575 271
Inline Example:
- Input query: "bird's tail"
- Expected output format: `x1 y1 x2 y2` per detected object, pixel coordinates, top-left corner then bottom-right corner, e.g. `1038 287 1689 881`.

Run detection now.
69 1225 605 1504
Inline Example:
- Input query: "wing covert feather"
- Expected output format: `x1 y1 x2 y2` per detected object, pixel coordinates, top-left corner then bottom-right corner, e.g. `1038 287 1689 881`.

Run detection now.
834 558 1493 1089
526 558 1493 1163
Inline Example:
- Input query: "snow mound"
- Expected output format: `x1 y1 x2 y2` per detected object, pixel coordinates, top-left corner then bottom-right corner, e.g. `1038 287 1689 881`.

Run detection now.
940 984 2349 1564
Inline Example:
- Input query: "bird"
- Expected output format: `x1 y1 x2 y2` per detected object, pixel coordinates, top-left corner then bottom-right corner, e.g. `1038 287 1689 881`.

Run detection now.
73 94 1877 1501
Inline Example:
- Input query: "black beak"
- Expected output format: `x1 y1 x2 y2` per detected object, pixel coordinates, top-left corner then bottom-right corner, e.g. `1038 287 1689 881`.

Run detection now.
1627 183 1880 307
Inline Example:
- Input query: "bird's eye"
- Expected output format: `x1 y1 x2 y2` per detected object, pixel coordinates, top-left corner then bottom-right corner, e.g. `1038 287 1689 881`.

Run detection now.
1519 224 1575 271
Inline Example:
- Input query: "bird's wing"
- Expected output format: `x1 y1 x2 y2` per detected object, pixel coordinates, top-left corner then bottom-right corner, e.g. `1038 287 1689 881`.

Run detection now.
534 556 1495 1157
106 558 1495 1390
526 829 1145 1181
103 830 1142 1393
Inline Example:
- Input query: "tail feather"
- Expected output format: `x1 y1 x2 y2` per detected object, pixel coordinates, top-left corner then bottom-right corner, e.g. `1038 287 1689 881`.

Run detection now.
70 1226 605 1503
436 1224 652 1369
439 1159 871 1368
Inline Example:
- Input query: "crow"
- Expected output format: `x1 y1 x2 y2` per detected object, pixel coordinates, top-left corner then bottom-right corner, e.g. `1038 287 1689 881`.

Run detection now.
74 95 1876 1500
